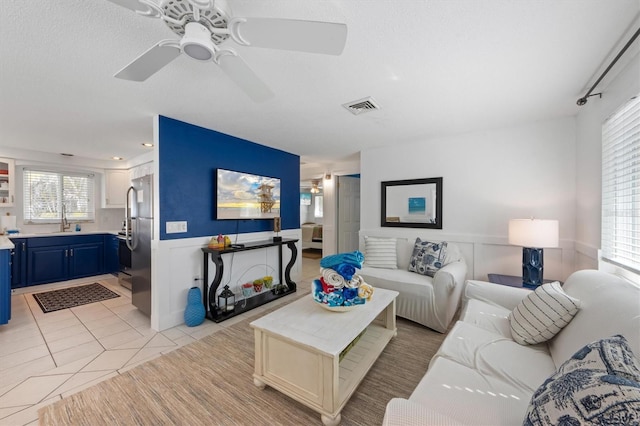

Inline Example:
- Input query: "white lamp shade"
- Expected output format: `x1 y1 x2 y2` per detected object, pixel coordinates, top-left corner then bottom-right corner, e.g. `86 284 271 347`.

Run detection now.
508 219 559 248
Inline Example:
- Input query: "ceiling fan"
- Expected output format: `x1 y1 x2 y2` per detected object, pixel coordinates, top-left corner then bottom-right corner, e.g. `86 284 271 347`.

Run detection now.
108 0 348 102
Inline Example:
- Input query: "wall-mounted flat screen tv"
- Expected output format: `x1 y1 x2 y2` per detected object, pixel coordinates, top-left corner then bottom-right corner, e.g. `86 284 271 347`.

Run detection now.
216 168 281 220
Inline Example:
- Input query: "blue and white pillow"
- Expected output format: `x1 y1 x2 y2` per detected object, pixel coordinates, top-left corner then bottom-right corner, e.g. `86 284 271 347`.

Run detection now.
407 239 447 277
524 334 640 426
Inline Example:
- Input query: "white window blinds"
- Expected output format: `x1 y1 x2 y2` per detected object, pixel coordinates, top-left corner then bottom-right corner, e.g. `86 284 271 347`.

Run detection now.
23 169 95 223
601 94 640 273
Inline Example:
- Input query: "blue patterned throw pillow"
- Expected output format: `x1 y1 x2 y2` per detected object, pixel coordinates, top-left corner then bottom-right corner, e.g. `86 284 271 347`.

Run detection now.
523 334 640 426
407 238 448 277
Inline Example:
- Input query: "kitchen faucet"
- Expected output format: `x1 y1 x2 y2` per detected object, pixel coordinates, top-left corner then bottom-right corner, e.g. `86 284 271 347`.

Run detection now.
60 204 70 232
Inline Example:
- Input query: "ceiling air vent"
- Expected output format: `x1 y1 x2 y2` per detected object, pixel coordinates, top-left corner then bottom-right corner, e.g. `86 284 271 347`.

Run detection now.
343 97 380 115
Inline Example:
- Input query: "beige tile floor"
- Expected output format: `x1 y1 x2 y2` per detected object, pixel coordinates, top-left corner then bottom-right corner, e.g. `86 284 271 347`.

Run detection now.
0 256 320 426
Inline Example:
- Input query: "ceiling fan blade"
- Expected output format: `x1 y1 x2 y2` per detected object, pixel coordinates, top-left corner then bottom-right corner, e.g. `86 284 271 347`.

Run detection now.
216 51 275 102
233 18 347 55
115 41 181 81
105 0 162 17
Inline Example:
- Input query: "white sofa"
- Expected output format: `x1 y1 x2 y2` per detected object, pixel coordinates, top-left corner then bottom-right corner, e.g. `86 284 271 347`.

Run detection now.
358 238 467 333
382 269 640 425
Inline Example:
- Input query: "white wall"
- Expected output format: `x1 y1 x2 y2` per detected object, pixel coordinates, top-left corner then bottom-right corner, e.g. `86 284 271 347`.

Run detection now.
575 50 640 271
360 117 577 281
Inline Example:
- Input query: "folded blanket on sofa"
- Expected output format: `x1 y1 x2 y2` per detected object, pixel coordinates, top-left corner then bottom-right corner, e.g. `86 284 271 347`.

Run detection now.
320 251 364 269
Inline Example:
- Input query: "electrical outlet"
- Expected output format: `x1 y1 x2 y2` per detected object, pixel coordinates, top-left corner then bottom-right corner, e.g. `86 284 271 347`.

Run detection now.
166 221 187 234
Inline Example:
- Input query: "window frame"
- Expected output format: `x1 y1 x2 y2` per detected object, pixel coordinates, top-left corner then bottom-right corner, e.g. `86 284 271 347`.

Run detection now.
600 94 640 274
23 169 96 224
314 195 323 218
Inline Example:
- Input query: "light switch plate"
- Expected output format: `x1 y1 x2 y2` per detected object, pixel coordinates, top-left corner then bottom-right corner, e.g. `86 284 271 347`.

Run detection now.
166 221 187 233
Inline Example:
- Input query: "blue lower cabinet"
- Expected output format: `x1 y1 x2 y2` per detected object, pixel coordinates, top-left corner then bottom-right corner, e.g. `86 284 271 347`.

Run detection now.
28 245 69 285
1 249 11 325
27 235 106 286
9 238 27 288
104 235 119 274
69 243 104 279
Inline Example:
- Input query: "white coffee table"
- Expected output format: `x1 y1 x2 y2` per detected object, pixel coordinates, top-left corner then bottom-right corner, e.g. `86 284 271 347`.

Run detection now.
250 288 398 425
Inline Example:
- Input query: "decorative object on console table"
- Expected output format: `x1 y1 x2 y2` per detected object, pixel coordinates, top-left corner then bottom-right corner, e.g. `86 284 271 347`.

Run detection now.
184 286 206 327
218 285 235 312
508 218 559 287
273 216 282 242
201 238 298 323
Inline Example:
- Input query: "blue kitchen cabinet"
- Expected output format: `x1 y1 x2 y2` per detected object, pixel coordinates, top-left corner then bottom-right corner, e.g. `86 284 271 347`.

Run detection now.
9 238 27 288
27 235 105 286
1 249 10 325
28 245 68 285
69 243 104 279
104 234 119 274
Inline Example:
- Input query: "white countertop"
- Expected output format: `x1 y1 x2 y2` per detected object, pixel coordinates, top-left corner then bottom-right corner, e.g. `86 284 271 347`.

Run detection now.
0 230 119 240
0 236 15 250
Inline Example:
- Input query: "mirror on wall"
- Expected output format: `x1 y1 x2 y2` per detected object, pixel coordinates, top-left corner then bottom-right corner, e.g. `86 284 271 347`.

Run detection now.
381 177 443 229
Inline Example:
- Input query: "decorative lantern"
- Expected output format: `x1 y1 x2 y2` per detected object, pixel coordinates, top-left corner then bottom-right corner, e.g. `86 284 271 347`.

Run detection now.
218 285 235 312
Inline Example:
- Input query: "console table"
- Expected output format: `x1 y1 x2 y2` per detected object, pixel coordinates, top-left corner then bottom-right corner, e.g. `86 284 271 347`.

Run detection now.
201 238 298 323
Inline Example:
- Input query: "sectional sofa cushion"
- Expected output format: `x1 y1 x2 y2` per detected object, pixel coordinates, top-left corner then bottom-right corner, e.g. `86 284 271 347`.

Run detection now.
407 239 448 277
509 282 581 345
523 334 640 426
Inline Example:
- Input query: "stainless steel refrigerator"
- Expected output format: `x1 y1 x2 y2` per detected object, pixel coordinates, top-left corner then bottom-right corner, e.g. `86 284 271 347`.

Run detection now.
125 175 153 316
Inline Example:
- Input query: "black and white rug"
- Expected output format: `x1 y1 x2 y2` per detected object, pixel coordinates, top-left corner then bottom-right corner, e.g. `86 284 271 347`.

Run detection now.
33 283 121 313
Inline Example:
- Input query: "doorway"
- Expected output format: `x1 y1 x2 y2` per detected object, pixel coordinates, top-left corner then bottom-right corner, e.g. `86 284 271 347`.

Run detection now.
337 175 361 253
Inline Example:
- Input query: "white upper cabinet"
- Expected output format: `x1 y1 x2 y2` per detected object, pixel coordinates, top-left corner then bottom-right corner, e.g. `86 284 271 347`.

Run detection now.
102 169 129 208
0 158 15 207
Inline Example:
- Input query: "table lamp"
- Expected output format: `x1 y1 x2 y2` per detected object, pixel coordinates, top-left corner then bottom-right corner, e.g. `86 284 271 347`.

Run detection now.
508 219 559 287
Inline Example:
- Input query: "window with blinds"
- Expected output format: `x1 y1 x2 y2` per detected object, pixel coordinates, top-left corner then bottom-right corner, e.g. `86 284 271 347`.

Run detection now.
23 169 95 223
601 94 640 273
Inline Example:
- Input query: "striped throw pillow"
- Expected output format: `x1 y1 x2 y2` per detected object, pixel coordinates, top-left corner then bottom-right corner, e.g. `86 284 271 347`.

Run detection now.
364 237 398 269
509 282 580 345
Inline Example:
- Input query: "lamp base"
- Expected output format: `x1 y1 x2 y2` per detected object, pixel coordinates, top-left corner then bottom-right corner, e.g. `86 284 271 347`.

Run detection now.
272 236 282 242
522 247 544 287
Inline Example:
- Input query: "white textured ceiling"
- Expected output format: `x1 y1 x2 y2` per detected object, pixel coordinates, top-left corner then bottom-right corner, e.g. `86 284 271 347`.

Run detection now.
0 0 638 171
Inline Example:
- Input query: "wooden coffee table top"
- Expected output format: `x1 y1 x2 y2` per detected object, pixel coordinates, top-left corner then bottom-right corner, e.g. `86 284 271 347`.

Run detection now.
250 288 398 357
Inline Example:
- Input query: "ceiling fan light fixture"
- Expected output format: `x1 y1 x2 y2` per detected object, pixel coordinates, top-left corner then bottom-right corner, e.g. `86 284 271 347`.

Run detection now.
181 22 216 61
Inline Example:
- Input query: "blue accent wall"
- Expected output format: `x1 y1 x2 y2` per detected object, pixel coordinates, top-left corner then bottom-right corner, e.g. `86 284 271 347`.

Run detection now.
158 116 300 240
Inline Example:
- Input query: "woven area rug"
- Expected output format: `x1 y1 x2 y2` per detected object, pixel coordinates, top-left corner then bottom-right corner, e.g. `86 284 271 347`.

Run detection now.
39 302 448 425
33 283 120 313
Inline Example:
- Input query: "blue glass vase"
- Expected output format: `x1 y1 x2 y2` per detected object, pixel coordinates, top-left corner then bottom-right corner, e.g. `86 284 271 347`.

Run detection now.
184 286 206 327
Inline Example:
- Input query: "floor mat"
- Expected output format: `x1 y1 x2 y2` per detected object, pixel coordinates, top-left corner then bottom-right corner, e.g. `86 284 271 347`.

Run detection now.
33 283 121 313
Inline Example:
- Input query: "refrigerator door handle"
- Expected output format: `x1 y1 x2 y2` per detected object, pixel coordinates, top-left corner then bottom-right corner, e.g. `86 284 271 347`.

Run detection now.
126 186 138 251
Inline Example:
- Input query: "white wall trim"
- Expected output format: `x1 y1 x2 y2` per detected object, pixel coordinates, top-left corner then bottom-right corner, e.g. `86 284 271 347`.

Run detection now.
359 228 578 282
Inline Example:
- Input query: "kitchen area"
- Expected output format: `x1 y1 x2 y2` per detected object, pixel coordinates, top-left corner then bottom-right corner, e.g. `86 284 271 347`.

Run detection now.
0 155 155 325
0 151 202 426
